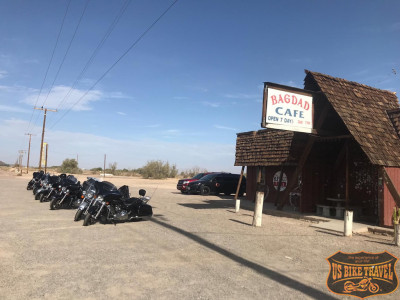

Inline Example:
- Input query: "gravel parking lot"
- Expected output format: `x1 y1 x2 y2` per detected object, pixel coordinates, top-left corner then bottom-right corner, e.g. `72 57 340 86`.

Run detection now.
0 171 399 299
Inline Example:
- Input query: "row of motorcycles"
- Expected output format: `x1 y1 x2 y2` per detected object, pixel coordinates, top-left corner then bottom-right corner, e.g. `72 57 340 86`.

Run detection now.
26 171 153 226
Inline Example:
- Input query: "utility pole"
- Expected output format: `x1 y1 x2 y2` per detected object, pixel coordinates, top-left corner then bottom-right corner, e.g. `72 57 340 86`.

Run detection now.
18 150 26 175
34 107 57 170
44 143 49 173
104 154 106 177
25 133 35 174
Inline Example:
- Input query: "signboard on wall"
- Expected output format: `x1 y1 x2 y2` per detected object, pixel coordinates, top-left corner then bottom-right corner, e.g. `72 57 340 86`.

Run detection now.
41 142 47 166
261 83 314 133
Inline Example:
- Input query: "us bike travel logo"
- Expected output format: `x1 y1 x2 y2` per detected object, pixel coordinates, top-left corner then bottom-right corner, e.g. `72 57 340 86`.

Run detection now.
326 251 398 299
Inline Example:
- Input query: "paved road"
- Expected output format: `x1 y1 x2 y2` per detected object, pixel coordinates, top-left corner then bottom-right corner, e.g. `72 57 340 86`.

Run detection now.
0 175 399 299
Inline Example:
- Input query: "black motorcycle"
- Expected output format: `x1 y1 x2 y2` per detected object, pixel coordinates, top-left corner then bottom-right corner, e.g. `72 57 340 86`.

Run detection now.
82 182 152 226
32 172 49 195
37 175 65 202
27 171 44 190
49 175 82 210
73 177 102 221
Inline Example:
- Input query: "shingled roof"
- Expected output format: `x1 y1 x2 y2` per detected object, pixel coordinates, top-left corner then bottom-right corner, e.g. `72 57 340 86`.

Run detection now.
235 129 297 167
305 70 400 167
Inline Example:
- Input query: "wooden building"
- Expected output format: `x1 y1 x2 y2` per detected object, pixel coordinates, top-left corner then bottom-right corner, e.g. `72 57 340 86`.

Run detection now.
235 71 400 227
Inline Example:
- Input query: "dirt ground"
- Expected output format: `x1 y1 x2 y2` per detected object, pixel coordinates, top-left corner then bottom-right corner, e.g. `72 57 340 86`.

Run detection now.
0 169 399 299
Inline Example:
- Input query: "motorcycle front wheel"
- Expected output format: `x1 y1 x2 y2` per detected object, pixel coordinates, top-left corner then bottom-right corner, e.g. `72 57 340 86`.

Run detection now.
83 213 96 226
74 209 83 221
39 194 46 202
50 198 60 210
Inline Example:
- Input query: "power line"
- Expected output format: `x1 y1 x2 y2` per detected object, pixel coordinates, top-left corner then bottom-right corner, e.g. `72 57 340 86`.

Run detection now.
41 0 91 109
48 0 131 121
25 0 72 135
49 0 180 129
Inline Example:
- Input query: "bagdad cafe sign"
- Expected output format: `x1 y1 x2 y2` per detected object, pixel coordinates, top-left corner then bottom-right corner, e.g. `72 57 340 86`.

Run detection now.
326 251 398 299
261 83 314 133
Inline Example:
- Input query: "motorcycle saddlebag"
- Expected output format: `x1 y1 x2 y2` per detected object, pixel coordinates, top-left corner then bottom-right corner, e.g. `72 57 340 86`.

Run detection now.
138 204 153 217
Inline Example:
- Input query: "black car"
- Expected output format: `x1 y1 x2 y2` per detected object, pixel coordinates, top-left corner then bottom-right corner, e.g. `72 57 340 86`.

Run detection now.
186 173 246 196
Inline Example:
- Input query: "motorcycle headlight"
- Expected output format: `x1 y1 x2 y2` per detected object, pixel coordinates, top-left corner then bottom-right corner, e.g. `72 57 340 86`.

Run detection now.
66 189 70 193
58 185 61 189
87 193 93 199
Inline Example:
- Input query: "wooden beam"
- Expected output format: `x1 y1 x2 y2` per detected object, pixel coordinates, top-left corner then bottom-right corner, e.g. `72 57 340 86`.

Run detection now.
381 167 400 207
277 135 316 209
234 166 245 213
317 134 353 141
274 165 284 206
345 141 349 209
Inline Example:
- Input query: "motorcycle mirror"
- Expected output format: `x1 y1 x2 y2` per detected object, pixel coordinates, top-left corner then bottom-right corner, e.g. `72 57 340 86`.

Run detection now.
139 189 146 196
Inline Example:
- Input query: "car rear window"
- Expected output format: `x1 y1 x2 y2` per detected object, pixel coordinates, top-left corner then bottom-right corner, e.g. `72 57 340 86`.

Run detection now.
199 173 218 181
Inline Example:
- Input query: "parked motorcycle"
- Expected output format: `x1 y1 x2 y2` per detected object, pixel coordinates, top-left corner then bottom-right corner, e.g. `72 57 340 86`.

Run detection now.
32 172 49 195
73 177 101 221
33 173 55 199
37 175 64 202
49 175 82 210
26 171 43 190
82 183 152 226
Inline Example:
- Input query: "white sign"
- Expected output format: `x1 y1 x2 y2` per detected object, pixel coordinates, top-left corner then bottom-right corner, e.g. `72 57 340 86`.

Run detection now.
273 171 287 191
265 87 313 133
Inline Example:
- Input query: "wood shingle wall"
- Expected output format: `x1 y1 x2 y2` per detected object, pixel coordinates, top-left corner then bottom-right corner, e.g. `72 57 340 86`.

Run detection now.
235 129 295 167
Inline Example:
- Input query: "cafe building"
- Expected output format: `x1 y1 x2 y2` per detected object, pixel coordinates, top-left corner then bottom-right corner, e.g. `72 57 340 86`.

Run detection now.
235 70 400 227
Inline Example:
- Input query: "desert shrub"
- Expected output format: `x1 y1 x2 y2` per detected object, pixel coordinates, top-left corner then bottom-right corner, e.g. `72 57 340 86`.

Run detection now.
59 159 82 174
139 160 178 179
109 162 117 175
0 160 9 167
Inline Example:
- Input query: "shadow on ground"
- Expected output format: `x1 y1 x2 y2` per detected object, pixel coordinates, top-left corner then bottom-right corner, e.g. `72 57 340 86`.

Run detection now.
150 217 337 299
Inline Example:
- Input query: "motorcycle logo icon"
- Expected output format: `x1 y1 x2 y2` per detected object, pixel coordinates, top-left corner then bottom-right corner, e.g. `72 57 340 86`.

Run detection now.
326 251 398 299
343 277 379 294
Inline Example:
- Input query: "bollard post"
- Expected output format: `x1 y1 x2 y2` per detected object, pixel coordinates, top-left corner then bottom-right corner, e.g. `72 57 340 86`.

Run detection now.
344 210 353 237
235 199 241 213
252 191 264 227
395 224 400 246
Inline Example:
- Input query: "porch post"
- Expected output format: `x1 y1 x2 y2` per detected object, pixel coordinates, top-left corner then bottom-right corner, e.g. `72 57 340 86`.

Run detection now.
344 210 353 237
345 140 349 209
253 166 265 227
235 166 245 213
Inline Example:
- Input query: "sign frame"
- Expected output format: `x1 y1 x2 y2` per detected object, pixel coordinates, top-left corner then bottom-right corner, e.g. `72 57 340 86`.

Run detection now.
261 82 315 133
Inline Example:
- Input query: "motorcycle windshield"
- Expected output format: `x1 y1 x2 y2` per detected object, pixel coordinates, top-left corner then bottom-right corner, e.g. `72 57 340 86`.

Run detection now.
67 175 78 184
97 181 122 199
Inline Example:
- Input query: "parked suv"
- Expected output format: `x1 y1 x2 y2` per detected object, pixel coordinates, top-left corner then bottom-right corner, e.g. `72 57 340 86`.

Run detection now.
186 172 246 196
176 172 213 193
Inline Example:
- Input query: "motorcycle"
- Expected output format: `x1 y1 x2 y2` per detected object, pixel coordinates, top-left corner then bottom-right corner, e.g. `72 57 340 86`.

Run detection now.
36 175 64 202
26 171 43 190
82 183 152 226
34 173 56 200
73 177 101 221
49 175 82 210
32 172 49 195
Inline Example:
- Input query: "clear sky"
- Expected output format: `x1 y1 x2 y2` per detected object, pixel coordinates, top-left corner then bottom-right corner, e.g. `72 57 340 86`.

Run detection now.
0 0 399 173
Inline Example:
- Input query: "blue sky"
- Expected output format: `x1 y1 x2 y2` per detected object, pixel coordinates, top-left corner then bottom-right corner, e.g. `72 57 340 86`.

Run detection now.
0 0 399 173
